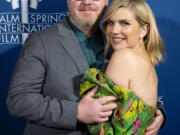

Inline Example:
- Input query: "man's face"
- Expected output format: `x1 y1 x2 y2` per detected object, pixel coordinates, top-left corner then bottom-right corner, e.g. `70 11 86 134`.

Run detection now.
67 0 108 28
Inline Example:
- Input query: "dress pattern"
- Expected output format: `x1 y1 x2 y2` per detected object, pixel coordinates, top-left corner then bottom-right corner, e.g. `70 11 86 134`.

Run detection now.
80 68 156 135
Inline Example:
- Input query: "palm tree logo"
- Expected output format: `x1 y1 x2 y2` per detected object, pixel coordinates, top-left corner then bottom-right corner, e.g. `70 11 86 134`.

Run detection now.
6 0 43 43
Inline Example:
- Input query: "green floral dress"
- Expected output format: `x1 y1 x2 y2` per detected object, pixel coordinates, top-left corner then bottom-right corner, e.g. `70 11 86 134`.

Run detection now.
80 68 157 135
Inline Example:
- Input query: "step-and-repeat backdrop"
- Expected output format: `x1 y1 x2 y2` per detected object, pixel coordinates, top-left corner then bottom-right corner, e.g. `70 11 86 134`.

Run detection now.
0 0 179 134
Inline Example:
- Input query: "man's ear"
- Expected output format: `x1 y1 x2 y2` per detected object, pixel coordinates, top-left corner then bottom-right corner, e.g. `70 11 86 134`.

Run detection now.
140 24 149 39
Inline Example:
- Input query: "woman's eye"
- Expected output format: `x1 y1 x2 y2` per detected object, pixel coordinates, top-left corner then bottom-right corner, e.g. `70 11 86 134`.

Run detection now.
107 21 114 26
121 21 129 26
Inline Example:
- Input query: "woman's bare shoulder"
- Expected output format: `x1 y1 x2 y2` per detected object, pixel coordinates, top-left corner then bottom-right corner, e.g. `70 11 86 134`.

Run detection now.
106 48 140 88
110 48 141 69
107 49 157 106
107 48 153 81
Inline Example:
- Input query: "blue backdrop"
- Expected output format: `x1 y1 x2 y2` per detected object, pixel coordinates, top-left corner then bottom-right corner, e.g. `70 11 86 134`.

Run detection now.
0 0 179 134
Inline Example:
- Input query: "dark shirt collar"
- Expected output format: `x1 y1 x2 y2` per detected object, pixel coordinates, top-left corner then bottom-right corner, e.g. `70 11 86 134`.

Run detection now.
67 16 87 43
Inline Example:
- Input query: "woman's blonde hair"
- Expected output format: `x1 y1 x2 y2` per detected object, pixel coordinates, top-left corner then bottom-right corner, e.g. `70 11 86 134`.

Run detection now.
102 0 164 65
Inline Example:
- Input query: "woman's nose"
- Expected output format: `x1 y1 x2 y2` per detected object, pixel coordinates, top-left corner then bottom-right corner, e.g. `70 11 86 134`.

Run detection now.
112 24 121 34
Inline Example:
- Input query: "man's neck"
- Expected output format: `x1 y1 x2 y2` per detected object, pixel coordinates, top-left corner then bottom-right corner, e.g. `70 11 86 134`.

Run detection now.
79 25 98 38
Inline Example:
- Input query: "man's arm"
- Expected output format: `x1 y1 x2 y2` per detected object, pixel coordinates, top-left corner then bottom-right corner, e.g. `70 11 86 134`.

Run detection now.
7 34 78 130
145 101 166 135
7 33 118 129
157 100 166 129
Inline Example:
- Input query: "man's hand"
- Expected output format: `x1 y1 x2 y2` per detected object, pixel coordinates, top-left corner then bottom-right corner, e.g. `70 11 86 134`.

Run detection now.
145 109 164 135
77 86 117 124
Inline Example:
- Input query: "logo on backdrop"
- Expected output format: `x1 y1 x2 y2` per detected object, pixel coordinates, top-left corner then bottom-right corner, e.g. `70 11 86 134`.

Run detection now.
158 96 164 105
0 0 67 45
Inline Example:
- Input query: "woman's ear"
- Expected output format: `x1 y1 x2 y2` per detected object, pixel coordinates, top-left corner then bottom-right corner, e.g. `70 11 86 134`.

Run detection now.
140 24 149 39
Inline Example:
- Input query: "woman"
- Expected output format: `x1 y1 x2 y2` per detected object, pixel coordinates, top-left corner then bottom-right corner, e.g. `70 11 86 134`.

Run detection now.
80 0 164 134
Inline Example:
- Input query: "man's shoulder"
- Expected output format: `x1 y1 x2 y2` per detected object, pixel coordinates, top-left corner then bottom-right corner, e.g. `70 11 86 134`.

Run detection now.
24 22 61 47
28 24 58 41
32 17 69 38
39 23 59 36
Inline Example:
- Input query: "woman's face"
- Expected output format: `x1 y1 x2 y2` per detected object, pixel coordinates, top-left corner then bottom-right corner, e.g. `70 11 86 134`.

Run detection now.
106 7 146 50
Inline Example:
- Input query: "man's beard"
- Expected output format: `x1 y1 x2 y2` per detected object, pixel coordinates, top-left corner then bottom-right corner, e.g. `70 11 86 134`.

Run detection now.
75 15 98 28
77 5 99 27
73 4 104 28
69 5 107 29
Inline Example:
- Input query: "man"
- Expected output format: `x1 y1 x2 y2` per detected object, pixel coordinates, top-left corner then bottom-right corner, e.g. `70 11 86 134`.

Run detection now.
7 0 165 135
